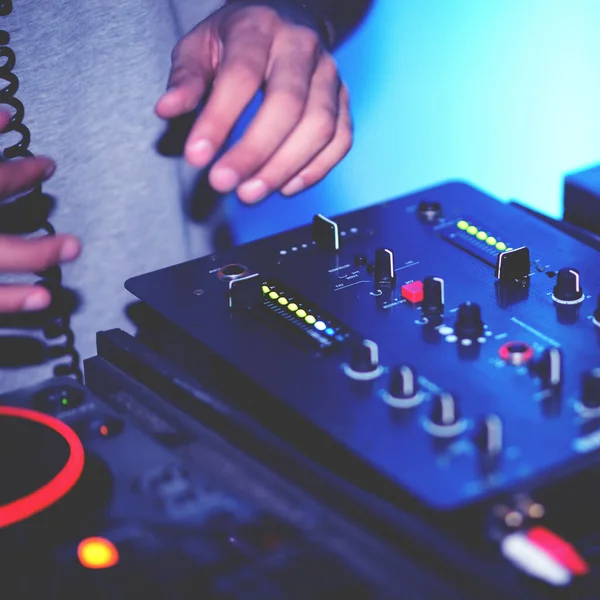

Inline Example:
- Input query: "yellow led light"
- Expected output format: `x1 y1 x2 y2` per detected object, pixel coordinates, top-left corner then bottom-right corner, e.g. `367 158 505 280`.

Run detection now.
278 297 288 306
268 291 279 300
262 285 270 294
296 309 307 318
476 231 487 241
77 537 119 569
486 236 497 246
466 225 478 235
495 242 507 251
457 220 469 230
288 303 298 312
305 315 316 325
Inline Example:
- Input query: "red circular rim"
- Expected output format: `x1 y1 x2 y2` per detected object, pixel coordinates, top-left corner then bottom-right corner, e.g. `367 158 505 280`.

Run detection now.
499 341 534 365
0 406 85 529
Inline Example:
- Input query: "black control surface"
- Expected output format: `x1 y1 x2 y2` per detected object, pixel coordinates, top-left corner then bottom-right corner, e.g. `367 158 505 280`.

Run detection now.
127 181 600 510
0 379 375 599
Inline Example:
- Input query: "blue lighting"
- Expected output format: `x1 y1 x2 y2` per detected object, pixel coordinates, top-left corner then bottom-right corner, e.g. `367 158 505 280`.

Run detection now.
325 327 335 336
226 1 600 245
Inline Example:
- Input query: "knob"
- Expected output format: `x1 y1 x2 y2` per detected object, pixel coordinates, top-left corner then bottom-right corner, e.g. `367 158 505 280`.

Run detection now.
344 339 383 380
312 213 340 251
582 368 600 409
552 268 583 304
383 365 423 408
495 246 530 280
228 272 263 310
592 296 600 326
389 365 418 399
475 414 503 458
374 248 396 288
422 276 445 316
534 347 563 390
425 392 466 437
454 302 484 340
417 200 442 223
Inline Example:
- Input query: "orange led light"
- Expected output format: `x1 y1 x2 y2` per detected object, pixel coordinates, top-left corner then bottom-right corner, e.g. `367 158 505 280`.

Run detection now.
77 537 119 569
99 425 109 436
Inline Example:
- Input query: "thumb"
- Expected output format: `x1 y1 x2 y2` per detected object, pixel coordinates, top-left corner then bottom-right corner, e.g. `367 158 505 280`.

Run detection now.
155 30 213 119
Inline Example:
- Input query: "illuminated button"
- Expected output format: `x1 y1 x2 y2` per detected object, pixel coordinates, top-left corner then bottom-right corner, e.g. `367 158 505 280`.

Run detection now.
486 236 497 246
466 225 478 235
457 220 469 230
305 315 316 325
268 291 279 300
476 231 487 241
314 321 326 331
296 309 307 319
77 537 119 569
262 285 270 294
325 328 335 336
287 303 298 312
401 281 424 303
278 297 288 306
88 415 124 439
496 241 507 251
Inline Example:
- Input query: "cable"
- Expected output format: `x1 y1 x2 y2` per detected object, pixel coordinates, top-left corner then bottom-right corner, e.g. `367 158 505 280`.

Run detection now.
0 1 82 382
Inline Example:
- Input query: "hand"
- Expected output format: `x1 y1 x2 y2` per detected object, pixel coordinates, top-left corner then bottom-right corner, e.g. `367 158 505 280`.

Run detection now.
0 112 81 313
155 2 353 204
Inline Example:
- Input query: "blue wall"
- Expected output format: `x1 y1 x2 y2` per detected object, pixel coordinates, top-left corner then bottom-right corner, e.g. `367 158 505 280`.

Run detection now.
228 0 600 243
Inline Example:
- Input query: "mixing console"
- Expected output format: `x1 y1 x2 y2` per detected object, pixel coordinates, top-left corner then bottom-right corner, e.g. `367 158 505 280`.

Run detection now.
126 180 600 511
4 171 600 599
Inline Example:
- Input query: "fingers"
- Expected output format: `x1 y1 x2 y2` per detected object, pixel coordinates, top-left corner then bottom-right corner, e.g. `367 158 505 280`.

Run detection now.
0 234 81 273
209 28 321 195
155 26 213 120
0 284 52 313
0 156 56 200
183 22 274 171
236 56 342 203
281 83 353 195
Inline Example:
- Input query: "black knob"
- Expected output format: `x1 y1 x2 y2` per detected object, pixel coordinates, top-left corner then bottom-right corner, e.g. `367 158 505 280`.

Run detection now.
475 414 503 458
534 347 563 390
349 340 380 374
582 369 600 409
374 248 396 288
552 268 583 304
593 296 600 326
430 392 461 427
389 365 418 399
312 213 340 251
454 302 484 339
495 246 531 280
422 276 445 316
417 200 442 223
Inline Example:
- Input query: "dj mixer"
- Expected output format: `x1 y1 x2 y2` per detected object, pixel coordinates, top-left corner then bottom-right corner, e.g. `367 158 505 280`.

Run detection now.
2 165 600 599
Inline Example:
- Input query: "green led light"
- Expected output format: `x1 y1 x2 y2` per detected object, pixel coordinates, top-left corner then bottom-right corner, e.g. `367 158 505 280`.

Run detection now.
495 241 507 251
476 231 487 241
486 236 497 246
268 291 279 300
288 303 299 312
457 220 469 230
305 315 316 325
262 285 270 294
296 309 307 318
61 398 68 406
278 297 289 306
466 225 478 235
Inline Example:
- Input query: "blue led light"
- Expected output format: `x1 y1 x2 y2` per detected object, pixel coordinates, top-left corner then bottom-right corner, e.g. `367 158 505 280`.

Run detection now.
314 321 327 331
325 327 335 336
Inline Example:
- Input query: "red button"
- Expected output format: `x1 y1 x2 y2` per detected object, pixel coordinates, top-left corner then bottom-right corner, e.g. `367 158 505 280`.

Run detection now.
401 281 424 303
